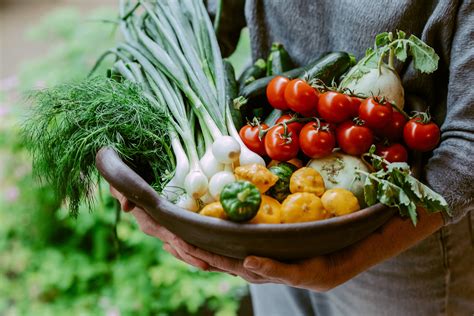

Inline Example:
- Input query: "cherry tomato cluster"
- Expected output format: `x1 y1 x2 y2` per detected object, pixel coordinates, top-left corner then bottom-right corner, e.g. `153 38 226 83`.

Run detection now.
239 76 441 163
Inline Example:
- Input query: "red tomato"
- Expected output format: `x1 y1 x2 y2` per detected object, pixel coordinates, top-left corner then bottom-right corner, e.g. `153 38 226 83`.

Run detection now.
317 91 353 123
264 125 299 161
348 96 363 117
267 76 290 110
275 114 303 134
239 123 269 156
336 121 374 155
299 122 336 158
283 79 319 117
403 118 440 152
376 143 408 163
376 111 407 141
358 98 394 129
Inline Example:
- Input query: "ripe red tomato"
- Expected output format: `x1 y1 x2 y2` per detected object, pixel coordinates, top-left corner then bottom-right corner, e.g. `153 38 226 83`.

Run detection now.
283 79 319 117
299 122 336 158
403 118 440 152
267 76 290 110
317 91 353 123
336 120 374 155
275 114 303 134
376 143 408 163
264 125 299 161
376 111 407 141
348 96 363 117
358 98 394 129
239 123 269 156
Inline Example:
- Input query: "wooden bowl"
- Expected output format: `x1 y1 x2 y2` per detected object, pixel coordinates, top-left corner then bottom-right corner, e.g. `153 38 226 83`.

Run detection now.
96 147 398 260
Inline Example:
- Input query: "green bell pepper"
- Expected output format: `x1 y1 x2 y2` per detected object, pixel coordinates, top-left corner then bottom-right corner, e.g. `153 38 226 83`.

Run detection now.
220 180 262 222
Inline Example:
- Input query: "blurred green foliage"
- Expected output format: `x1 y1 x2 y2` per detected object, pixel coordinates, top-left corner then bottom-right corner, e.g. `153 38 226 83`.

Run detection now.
0 6 250 316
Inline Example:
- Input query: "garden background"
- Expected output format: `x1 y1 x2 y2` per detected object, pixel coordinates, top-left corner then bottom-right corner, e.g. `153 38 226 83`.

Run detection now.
0 1 253 315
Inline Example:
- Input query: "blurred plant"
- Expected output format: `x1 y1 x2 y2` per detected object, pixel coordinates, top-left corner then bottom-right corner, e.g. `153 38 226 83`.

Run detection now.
0 6 248 316
19 7 116 90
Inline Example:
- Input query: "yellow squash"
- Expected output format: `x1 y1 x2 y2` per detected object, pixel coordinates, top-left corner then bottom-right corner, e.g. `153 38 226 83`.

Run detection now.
289 167 325 196
234 163 278 193
281 192 329 223
321 188 360 216
199 202 227 219
250 195 282 224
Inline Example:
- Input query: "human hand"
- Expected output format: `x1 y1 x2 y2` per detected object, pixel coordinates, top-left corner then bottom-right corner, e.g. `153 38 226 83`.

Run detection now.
109 186 211 270
162 207 444 292
110 185 443 291
163 238 344 291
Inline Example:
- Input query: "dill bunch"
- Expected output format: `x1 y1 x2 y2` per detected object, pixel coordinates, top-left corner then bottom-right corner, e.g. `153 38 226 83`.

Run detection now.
22 77 175 216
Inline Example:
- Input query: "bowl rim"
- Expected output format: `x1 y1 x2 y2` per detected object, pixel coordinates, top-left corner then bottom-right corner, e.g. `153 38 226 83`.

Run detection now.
96 147 393 234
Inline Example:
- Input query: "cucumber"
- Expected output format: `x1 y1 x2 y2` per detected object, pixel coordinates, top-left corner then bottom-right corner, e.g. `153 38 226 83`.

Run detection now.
238 58 267 89
266 42 294 76
239 51 354 101
223 59 243 129
264 108 283 126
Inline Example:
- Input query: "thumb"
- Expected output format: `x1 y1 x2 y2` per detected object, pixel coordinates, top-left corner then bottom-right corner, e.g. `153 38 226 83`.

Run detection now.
243 256 298 284
110 185 135 211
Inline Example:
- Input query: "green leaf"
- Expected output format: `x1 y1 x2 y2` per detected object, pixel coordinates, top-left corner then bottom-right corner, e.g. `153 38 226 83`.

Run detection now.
407 35 439 73
363 176 378 206
394 40 408 62
406 200 418 226
377 180 399 207
397 30 406 39
404 175 450 214
365 47 374 57
386 162 410 173
375 32 390 47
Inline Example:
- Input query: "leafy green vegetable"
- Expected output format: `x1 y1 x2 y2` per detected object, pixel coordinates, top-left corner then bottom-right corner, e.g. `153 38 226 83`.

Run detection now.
22 77 175 216
406 35 439 73
340 30 439 87
357 147 450 225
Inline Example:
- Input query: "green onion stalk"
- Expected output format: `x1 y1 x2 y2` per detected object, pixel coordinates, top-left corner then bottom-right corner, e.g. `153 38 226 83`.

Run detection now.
106 0 267 206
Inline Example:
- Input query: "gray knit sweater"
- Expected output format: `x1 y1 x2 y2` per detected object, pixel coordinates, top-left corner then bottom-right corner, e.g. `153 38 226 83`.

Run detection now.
209 0 474 224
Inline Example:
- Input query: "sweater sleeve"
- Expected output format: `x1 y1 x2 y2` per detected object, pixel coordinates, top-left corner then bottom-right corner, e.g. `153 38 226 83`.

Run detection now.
206 0 246 57
425 0 474 224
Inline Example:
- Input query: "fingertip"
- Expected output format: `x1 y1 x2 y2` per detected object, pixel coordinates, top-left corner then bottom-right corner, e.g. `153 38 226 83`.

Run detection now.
244 256 262 270
199 262 210 271
123 199 136 212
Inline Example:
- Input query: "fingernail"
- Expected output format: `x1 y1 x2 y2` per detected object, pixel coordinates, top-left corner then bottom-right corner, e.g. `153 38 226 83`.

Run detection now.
244 257 260 269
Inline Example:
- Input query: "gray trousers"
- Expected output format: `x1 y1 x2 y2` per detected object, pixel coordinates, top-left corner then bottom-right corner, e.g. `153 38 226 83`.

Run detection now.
250 212 474 316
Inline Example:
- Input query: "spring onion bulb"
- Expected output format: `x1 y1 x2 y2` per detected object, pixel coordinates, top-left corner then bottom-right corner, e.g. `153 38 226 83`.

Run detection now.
182 135 208 199
200 192 215 204
162 131 190 200
200 149 224 178
175 194 200 212
212 136 241 164
208 169 236 200
225 107 265 166
200 126 224 178
184 169 208 199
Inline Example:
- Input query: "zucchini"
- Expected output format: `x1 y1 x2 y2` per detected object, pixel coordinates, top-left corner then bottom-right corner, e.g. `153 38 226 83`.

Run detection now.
239 51 354 101
238 58 267 89
223 59 243 129
266 42 294 76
